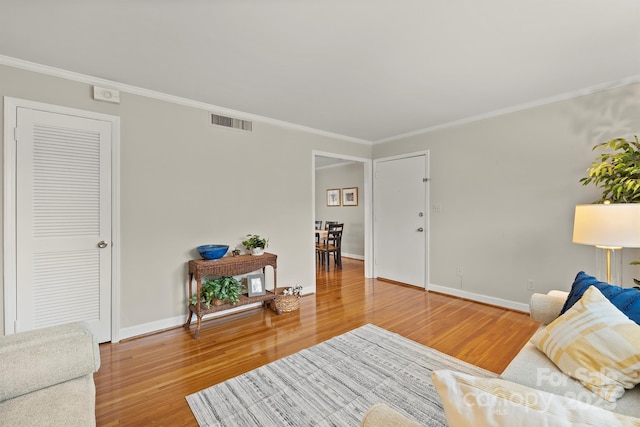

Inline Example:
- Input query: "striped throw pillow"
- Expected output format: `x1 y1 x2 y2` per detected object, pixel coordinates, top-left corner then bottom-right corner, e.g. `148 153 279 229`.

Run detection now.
532 286 640 402
432 370 640 427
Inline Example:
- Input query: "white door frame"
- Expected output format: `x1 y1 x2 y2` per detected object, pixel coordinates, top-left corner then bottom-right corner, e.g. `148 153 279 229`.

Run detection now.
3 97 122 342
373 151 430 288
312 151 373 278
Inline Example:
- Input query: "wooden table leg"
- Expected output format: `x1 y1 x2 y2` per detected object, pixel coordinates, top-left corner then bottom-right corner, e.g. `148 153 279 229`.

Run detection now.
194 272 202 339
184 273 194 329
326 247 330 271
194 315 202 339
184 309 192 328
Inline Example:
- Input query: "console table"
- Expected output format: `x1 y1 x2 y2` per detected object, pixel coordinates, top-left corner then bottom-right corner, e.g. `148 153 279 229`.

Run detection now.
184 253 277 339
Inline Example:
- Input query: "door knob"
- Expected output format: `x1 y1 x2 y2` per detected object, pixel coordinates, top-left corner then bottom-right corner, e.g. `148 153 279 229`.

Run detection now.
97 241 108 249
417 227 424 232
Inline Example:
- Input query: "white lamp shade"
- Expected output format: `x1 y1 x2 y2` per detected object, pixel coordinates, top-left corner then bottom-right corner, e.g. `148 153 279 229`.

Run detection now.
573 204 640 248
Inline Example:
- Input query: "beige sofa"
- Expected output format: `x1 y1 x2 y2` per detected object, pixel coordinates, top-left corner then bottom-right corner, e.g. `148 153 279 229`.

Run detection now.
502 290 640 419
0 322 101 426
361 290 640 426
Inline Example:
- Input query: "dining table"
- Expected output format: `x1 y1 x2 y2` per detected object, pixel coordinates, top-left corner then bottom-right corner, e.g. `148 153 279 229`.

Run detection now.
315 229 328 240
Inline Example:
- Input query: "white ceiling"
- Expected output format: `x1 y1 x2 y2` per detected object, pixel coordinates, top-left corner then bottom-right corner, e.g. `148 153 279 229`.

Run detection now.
1 0 639 143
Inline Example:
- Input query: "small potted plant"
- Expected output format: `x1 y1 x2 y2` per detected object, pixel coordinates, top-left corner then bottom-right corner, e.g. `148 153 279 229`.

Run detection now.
242 234 269 256
189 276 240 308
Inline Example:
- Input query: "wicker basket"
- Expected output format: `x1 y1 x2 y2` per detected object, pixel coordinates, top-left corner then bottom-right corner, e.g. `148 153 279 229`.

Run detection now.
269 293 300 313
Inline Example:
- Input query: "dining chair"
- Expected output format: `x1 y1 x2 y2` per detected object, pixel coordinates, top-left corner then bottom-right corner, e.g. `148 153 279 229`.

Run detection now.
316 221 337 263
324 221 338 248
316 223 344 271
315 220 323 244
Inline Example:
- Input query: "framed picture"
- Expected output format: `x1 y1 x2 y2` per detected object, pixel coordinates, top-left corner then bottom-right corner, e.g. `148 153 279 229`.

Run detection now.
342 187 358 206
247 273 266 297
326 189 341 206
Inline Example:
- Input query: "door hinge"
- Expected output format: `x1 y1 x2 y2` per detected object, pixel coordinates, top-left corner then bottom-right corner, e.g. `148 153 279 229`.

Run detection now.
422 177 429 182
13 127 19 142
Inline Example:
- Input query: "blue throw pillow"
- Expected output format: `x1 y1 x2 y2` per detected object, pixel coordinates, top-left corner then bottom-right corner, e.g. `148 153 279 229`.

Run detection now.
560 271 640 325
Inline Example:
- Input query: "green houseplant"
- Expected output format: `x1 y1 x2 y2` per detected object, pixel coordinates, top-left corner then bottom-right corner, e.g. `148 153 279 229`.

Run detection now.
190 276 241 308
242 234 269 256
580 136 640 203
580 136 640 287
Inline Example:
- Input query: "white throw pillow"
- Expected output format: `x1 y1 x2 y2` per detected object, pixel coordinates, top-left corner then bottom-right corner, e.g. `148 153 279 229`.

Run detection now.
531 286 640 402
431 369 640 427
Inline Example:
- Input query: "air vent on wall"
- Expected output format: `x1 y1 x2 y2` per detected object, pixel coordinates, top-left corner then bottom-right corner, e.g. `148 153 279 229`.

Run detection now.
210 113 252 131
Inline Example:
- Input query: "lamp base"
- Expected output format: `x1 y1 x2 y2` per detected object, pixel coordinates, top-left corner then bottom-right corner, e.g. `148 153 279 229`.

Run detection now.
595 246 622 285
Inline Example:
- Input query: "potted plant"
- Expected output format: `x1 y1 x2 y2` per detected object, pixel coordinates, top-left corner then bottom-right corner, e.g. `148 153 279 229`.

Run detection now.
580 136 640 203
580 136 640 285
190 276 240 308
242 234 269 256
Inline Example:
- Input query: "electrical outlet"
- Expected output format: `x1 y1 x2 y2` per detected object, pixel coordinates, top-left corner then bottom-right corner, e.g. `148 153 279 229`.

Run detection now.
432 204 442 213
527 279 535 291
456 265 463 277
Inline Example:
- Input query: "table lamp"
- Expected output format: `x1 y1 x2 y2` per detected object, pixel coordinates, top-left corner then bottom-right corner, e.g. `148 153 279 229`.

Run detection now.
573 203 640 285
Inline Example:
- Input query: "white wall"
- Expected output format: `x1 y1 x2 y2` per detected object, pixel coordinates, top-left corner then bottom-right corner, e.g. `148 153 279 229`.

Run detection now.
0 64 372 338
3 64 639 335
373 83 640 308
315 162 365 258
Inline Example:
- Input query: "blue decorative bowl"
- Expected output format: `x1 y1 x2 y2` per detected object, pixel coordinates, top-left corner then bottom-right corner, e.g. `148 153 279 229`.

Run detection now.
197 244 229 260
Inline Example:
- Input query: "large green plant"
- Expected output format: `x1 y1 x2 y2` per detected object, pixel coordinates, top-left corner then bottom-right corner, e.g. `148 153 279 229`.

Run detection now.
580 136 640 287
190 276 240 308
580 136 640 203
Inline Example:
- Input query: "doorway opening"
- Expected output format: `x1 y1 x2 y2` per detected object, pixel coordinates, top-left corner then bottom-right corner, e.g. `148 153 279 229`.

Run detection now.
312 151 372 280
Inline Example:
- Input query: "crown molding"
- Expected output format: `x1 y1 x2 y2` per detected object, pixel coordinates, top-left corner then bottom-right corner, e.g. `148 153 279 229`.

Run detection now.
0 55 372 145
5 54 637 147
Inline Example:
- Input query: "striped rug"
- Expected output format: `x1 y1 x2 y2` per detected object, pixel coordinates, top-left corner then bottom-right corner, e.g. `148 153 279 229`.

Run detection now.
186 324 495 426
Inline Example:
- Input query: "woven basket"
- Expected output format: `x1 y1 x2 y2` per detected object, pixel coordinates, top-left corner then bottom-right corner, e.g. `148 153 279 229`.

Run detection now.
269 293 300 313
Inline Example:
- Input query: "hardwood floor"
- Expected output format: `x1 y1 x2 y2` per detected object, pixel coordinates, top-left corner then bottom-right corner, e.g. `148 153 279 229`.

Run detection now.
95 258 540 426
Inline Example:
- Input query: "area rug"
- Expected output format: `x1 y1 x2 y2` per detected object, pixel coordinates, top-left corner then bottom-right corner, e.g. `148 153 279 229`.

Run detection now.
186 324 496 426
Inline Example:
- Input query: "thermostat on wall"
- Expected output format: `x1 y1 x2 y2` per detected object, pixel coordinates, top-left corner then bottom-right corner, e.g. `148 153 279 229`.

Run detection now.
93 86 120 104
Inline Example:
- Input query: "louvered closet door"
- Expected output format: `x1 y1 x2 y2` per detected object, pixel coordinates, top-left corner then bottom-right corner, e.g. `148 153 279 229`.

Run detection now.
16 107 111 342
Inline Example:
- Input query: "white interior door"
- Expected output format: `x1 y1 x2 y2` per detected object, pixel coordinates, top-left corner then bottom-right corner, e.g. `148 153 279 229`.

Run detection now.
14 106 112 342
374 154 428 287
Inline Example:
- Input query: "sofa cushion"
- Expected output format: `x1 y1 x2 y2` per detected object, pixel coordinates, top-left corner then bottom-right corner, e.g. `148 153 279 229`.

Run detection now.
532 286 640 402
0 322 100 402
560 271 640 324
360 403 420 427
432 369 640 427
502 340 640 418
0 375 96 427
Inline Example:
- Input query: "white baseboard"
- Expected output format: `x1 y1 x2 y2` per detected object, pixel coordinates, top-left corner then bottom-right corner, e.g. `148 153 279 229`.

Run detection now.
428 284 530 313
118 302 264 341
342 253 364 260
117 284 527 341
